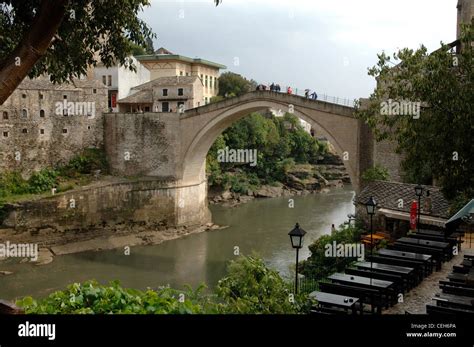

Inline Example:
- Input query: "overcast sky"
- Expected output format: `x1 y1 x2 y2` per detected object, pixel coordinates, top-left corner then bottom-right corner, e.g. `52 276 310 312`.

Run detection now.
140 0 457 100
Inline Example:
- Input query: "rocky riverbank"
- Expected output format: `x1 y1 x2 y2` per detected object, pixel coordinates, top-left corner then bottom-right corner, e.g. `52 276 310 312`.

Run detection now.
0 222 227 271
209 161 350 207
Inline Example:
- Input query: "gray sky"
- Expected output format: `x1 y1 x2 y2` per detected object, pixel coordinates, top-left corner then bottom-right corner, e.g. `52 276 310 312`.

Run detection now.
141 0 457 100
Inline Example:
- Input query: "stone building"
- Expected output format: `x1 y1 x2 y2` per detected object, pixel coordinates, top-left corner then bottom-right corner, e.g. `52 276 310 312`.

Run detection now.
0 77 108 176
354 181 450 238
117 76 204 113
136 47 226 105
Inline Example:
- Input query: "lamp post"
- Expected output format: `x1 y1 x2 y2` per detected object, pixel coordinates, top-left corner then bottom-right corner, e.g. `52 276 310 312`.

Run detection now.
365 196 377 284
415 184 424 232
288 223 307 295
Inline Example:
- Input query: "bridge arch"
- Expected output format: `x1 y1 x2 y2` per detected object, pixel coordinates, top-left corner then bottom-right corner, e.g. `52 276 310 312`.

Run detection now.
180 93 363 190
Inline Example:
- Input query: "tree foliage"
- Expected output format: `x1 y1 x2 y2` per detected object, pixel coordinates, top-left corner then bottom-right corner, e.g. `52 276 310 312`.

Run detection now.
0 0 155 104
300 224 365 281
16 256 311 314
206 112 323 192
361 165 389 183
355 22 474 200
217 72 257 97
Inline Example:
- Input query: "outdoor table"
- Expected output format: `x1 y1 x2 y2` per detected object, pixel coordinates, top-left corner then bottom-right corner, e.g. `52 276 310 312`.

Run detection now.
433 293 474 311
396 238 451 260
309 291 360 314
417 229 446 237
328 273 395 307
390 243 444 269
355 261 414 276
354 261 415 290
378 249 433 274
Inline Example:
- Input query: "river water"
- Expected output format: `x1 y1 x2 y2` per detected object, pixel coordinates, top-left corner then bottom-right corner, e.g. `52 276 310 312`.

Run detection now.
0 186 355 301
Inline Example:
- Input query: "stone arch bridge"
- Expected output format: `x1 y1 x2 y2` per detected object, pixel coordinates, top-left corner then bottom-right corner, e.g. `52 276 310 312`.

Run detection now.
105 91 374 226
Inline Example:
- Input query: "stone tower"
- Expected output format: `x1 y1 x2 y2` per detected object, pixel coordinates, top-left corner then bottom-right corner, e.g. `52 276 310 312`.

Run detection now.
457 0 474 39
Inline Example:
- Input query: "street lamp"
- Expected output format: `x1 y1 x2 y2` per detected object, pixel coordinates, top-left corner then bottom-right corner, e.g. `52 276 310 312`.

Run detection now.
415 184 424 232
288 223 307 295
366 196 377 283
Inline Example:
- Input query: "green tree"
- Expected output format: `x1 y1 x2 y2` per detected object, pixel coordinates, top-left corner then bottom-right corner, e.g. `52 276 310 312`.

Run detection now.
216 255 307 314
218 72 256 97
355 22 474 200
0 0 221 104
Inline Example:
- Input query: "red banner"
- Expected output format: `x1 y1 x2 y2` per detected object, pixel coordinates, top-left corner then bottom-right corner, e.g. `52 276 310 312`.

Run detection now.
410 201 418 230
111 93 117 108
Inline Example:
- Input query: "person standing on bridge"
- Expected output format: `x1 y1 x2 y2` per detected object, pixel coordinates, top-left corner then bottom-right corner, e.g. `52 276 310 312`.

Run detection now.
310 91 318 100
276 84 281 92
304 89 310 98
287 86 293 94
270 83 275 92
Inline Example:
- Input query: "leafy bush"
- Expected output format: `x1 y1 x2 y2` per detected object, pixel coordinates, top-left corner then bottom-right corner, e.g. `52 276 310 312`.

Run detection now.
16 256 313 314
28 169 58 194
59 148 108 177
361 165 389 182
216 255 309 314
16 280 215 314
300 224 365 281
0 171 29 197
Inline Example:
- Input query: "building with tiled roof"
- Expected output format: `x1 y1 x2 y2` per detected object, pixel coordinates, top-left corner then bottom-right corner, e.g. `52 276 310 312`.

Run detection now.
136 47 226 105
355 180 452 237
117 76 203 113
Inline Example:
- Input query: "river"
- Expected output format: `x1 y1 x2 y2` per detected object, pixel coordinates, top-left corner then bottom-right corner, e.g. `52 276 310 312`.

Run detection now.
0 186 355 301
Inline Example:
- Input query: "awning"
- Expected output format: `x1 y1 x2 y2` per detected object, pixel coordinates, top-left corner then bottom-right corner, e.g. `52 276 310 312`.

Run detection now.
378 208 447 227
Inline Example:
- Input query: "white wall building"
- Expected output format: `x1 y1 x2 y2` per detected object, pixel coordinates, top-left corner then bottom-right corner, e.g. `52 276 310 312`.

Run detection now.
93 56 150 112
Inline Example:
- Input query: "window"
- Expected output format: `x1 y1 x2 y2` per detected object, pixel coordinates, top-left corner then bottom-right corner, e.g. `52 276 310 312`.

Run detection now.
107 75 112 86
200 74 203 82
210 78 213 89
62 128 68 134
162 102 169 112
22 94 26 98
93 89 97 94
2 111 8 120
40 129 45 135
39 93 44 99
178 88 184 96
179 71 183 76
162 89 168 96
186 72 189 76
144 106 150 112
205 75 208 88
87 126 91 130
204 97 208 104
21 109 28 118
40 110 45 118
63 94 67 99
102 76 107 85
3 131 8 138
22 128 28 134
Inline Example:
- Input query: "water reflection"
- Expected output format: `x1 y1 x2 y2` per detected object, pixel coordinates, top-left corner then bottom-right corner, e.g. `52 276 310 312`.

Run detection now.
0 187 354 300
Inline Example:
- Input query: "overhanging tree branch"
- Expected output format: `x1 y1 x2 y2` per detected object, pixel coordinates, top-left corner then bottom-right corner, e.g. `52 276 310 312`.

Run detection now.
0 0 68 105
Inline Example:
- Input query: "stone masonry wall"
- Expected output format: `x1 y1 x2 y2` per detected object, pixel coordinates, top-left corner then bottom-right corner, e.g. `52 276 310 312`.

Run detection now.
0 78 108 177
